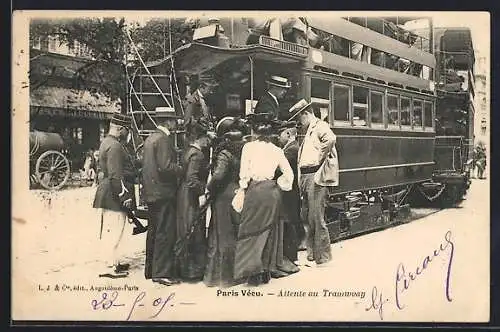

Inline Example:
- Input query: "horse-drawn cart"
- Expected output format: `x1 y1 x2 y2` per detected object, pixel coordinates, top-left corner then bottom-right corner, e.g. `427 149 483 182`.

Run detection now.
29 131 71 190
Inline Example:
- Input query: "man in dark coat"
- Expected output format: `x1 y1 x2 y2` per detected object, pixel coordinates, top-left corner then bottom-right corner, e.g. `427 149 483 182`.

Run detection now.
183 76 218 130
141 108 183 286
254 75 291 120
93 113 137 278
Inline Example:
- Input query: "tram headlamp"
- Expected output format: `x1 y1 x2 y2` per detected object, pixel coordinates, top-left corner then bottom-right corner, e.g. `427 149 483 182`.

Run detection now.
429 81 435 92
311 49 323 64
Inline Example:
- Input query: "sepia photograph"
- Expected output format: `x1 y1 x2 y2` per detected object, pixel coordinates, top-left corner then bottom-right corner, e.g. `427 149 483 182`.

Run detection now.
11 10 490 323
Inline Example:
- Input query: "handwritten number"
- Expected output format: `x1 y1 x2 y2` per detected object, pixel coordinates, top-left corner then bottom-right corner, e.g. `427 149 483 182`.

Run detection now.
150 293 175 319
91 291 120 310
126 291 146 321
92 291 176 320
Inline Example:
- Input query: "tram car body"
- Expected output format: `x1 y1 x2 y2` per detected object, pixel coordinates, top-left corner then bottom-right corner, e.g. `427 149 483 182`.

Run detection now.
128 15 472 241
429 27 475 205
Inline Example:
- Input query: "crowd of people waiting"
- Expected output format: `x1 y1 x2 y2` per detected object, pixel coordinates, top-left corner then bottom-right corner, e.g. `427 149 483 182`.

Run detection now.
92 75 340 288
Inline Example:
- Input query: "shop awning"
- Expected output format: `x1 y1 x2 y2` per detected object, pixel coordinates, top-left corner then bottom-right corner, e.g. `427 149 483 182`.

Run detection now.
30 86 121 119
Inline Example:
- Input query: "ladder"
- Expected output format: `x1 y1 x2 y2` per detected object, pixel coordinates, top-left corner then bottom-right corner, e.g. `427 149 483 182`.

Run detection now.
124 29 186 159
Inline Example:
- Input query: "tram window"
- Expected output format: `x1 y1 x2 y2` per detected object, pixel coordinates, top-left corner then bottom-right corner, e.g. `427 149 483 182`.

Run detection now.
387 94 399 128
424 101 433 129
333 84 350 123
412 99 423 130
400 97 411 127
311 78 331 122
371 49 386 67
370 92 384 127
352 86 368 126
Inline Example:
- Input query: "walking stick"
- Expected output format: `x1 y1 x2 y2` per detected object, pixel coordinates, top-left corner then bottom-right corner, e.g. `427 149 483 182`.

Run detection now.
173 201 211 258
205 146 213 237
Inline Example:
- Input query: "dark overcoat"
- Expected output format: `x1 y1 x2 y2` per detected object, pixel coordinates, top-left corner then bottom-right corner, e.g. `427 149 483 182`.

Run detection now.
141 129 181 203
254 92 280 119
176 145 210 280
93 135 136 212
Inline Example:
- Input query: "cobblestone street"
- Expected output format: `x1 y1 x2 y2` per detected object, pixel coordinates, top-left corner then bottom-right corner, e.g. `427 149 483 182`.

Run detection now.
12 178 489 322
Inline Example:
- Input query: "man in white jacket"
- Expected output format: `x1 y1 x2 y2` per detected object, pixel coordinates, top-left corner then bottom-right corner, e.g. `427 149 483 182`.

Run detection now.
290 102 339 265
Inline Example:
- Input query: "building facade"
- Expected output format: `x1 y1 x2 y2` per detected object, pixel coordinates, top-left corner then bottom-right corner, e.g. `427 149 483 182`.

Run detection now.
30 35 122 171
473 50 489 148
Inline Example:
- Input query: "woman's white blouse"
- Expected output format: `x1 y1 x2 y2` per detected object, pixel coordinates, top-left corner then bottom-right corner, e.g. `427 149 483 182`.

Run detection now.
239 140 294 191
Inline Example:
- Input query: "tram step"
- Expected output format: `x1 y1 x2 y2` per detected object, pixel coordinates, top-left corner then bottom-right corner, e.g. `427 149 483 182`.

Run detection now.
421 182 443 189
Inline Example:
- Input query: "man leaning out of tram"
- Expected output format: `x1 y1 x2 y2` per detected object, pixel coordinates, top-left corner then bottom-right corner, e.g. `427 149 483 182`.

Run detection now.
184 75 218 129
289 100 339 265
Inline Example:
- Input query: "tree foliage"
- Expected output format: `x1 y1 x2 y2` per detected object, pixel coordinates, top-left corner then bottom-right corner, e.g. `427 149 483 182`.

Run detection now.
30 17 127 62
29 17 191 111
128 18 188 65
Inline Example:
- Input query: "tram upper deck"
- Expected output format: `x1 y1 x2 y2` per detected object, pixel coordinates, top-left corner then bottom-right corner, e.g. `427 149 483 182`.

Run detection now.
180 16 436 91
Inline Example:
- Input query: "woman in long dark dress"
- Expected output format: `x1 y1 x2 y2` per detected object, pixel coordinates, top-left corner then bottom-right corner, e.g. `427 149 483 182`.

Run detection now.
203 118 247 287
233 113 294 286
176 121 213 282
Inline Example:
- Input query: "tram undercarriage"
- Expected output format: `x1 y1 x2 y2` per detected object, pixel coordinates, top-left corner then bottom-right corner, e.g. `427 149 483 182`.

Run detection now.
324 175 470 243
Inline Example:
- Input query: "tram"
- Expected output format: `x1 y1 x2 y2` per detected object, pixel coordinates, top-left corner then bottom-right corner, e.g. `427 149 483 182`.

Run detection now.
430 27 475 205
127 16 472 242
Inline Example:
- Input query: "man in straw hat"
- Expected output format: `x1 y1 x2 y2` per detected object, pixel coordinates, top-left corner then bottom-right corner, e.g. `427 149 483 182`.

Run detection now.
254 75 291 120
141 107 183 286
93 112 137 278
289 100 339 266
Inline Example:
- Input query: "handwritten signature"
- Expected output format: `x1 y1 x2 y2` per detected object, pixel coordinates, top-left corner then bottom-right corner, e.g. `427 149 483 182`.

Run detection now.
365 230 455 320
91 291 176 320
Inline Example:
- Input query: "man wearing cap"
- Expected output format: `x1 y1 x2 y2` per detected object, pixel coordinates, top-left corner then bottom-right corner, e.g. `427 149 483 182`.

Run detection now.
141 108 183 286
254 75 291 120
184 76 217 129
290 102 339 265
93 112 137 278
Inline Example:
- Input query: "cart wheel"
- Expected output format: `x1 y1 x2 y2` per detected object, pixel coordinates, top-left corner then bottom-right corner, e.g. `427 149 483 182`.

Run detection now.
35 150 70 191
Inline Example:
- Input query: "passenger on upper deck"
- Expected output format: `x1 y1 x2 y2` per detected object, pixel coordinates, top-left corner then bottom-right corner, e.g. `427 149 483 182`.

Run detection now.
245 17 319 47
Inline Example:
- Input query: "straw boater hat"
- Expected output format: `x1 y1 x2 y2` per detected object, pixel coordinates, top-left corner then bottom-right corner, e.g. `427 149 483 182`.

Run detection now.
110 112 132 127
287 99 313 121
266 75 292 89
155 107 182 119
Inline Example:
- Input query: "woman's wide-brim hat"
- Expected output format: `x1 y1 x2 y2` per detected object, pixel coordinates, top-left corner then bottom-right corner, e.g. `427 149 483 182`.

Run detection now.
223 130 244 141
266 75 292 89
287 100 313 121
110 112 132 127
216 116 249 137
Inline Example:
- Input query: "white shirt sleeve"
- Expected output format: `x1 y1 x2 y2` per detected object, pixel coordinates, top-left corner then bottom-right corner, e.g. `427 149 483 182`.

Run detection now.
239 143 251 189
276 147 294 191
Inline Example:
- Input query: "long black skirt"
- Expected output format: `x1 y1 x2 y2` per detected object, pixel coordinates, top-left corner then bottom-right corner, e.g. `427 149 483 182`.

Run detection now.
203 182 240 287
176 184 207 281
233 180 283 281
